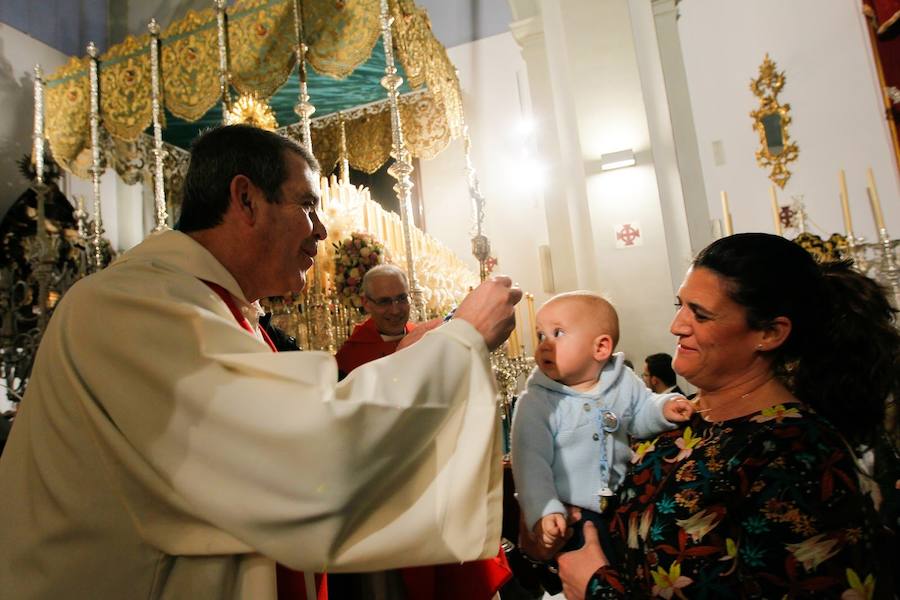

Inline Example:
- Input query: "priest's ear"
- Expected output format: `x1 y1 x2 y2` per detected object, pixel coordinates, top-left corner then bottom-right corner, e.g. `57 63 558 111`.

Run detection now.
229 175 258 224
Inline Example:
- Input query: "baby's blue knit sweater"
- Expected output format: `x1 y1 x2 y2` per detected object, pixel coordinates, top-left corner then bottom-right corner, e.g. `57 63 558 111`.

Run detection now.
511 352 679 529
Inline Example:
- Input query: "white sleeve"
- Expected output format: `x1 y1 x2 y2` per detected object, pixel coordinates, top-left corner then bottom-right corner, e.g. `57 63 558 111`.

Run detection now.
58 274 503 572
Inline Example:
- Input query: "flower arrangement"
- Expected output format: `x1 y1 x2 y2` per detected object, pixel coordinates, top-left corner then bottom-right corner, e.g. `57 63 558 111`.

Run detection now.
333 232 387 311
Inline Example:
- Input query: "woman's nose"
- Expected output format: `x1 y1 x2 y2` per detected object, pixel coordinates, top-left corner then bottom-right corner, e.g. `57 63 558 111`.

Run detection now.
670 308 688 336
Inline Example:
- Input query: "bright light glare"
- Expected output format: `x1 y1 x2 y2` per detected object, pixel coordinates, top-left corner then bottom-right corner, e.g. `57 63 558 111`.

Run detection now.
515 117 536 138
519 156 547 191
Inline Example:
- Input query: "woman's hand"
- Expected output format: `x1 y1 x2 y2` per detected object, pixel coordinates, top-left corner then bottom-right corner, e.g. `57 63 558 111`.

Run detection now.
558 521 609 600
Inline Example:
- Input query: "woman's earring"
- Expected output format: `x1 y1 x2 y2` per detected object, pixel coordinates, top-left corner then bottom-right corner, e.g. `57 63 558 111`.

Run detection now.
756 344 764 351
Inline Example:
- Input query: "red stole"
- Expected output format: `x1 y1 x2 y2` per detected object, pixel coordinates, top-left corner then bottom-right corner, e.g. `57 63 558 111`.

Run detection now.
203 281 328 600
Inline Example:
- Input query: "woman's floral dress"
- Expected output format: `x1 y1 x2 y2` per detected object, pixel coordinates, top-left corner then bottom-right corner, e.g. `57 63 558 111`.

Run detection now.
586 404 893 599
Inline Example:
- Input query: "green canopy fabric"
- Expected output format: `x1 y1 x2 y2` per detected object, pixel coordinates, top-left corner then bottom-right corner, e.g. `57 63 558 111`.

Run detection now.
160 38 412 149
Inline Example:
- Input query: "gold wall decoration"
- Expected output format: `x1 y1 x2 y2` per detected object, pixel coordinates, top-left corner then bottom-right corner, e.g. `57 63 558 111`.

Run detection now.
750 54 799 188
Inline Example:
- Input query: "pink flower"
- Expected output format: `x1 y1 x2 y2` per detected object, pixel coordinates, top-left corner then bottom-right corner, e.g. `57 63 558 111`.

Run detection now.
650 563 692 599
665 427 701 463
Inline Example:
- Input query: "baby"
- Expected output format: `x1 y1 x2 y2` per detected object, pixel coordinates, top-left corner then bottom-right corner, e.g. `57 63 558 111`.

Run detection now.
511 291 692 555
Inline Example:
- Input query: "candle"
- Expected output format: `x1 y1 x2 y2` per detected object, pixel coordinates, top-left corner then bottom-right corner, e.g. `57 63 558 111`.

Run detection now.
769 186 782 235
866 167 887 231
720 190 734 235
526 293 538 352
838 169 853 236
507 304 521 358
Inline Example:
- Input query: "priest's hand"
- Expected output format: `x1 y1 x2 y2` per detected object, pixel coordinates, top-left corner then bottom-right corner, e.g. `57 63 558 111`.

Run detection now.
396 318 443 351
453 275 522 351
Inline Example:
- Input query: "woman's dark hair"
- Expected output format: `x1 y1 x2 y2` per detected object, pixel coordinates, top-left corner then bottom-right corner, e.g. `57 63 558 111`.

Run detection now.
177 124 320 232
694 233 900 447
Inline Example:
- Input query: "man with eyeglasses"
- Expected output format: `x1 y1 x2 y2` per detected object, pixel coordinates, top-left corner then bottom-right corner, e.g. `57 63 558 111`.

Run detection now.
333 263 512 600
335 264 415 377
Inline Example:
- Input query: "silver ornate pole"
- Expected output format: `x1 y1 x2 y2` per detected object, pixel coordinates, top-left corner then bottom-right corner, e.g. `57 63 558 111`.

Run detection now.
379 0 425 320
292 0 315 151
339 112 350 185
31 64 52 331
463 124 490 282
87 43 105 267
215 0 231 123
33 66 45 188
148 19 169 231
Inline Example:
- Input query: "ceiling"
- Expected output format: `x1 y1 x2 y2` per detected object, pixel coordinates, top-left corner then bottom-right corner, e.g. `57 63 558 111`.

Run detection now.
1 0 513 58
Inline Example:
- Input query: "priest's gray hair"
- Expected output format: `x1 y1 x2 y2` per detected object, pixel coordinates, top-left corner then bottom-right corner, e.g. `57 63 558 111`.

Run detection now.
361 264 408 296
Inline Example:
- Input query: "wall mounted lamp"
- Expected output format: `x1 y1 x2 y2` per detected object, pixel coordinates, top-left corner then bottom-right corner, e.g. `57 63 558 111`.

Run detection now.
599 149 636 171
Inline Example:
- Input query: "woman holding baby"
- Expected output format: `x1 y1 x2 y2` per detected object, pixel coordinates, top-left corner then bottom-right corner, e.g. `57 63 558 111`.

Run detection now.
538 233 899 598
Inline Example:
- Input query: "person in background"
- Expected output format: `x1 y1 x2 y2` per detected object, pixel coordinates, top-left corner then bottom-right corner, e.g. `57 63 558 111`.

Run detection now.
332 263 511 600
642 352 683 395
335 264 415 378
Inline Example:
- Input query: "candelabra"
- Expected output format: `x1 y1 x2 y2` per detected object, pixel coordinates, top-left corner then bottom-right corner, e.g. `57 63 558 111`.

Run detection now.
844 234 872 275
492 347 534 457
840 230 900 310
873 229 900 309
301 273 337 353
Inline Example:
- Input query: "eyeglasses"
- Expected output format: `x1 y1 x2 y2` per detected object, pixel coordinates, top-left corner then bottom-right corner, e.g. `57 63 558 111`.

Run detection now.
366 293 410 308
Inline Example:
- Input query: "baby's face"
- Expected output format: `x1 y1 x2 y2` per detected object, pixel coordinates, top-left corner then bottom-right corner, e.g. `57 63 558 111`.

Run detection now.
534 300 608 389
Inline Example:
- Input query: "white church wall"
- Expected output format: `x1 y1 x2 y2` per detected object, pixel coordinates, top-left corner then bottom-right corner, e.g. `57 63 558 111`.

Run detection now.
678 0 900 240
418 32 551 354
555 0 682 367
0 23 69 216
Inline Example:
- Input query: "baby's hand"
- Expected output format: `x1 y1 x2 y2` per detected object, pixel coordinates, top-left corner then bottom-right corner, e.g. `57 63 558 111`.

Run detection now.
534 513 567 548
664 396 694 422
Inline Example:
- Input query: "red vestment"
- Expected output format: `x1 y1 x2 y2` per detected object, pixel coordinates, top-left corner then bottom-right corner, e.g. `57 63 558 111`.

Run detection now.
334 317 512 600
335 318 417 376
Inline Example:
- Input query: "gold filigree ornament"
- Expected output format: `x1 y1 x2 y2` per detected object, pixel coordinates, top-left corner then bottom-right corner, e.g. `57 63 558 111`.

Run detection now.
750 54 799 188
224 92 279 130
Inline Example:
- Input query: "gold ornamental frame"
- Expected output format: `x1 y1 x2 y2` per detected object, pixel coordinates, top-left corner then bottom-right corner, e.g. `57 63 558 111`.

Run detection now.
750 54 799 188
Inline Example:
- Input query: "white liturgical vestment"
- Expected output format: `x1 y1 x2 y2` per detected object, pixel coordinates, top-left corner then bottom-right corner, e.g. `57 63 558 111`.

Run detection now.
0 230 503 599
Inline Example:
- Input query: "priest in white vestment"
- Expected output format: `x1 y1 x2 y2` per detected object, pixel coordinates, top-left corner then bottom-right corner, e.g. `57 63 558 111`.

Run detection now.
0 125 519 600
